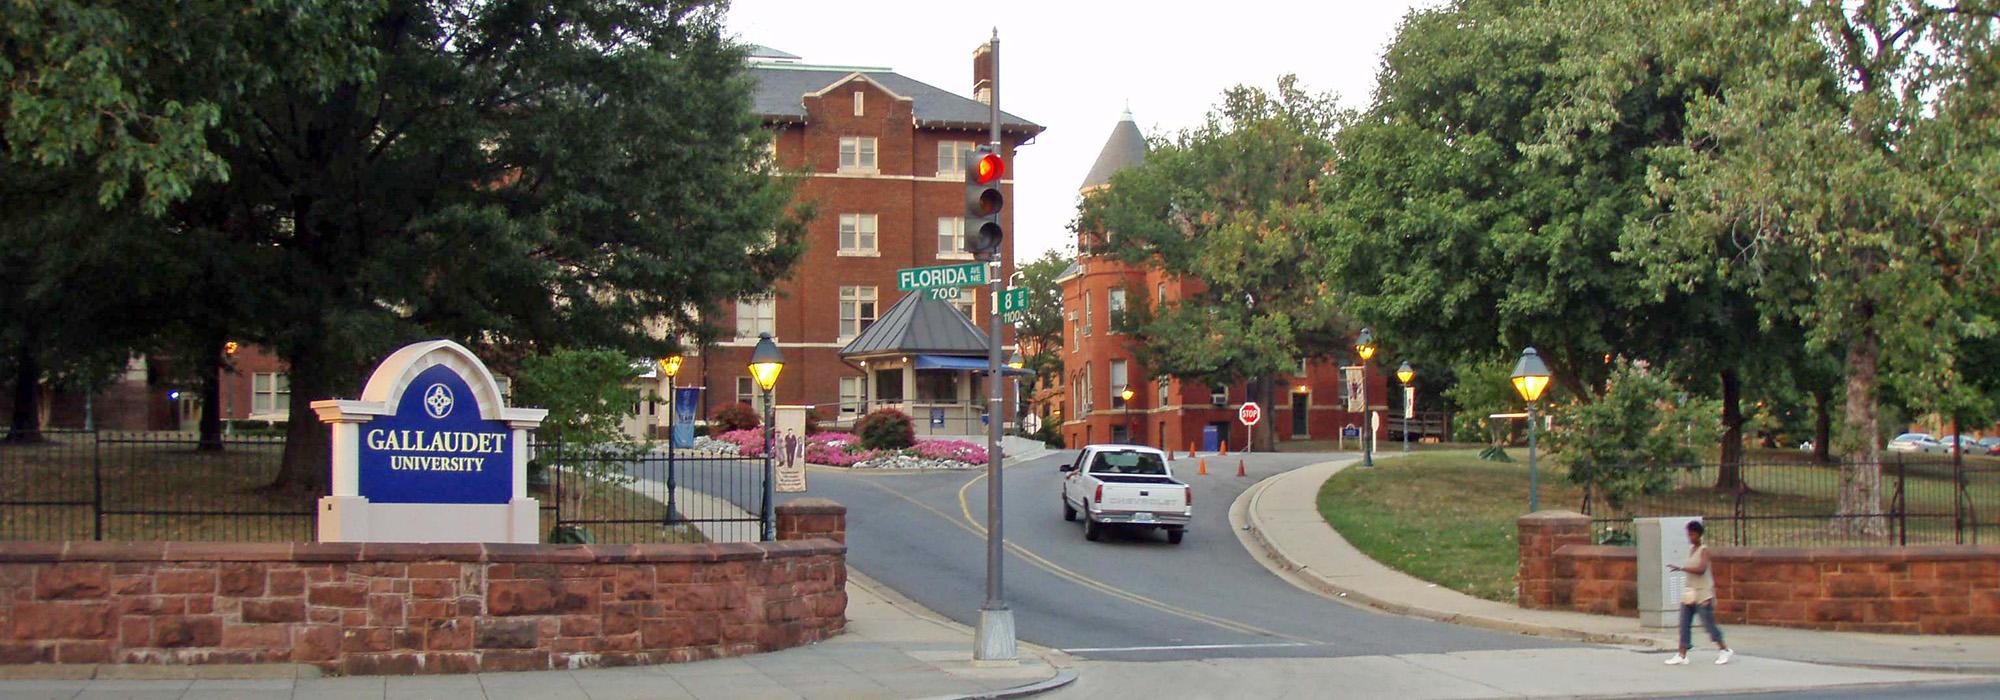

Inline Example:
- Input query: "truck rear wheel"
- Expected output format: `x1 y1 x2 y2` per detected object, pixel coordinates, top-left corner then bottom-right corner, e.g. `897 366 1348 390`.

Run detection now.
1084 515 1102 541
1167 529 1185 545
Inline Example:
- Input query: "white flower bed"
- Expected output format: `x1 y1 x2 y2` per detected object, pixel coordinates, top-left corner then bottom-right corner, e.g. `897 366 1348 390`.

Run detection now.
691 436 741 455
853 454 981 470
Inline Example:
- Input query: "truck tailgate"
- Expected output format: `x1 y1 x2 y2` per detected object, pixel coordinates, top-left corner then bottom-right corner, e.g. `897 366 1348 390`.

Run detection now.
1099 481 1186 513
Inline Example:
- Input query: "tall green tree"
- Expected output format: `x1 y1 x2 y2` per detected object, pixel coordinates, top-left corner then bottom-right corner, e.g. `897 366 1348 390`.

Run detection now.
1013 249 1072 384
1602 1 2000 532
1074 77 1346 451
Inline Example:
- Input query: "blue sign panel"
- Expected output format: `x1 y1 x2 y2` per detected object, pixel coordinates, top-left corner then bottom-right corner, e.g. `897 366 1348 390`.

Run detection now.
671 387 700 449
357 364 511 504
930 408 946 427
1342 425 1362 439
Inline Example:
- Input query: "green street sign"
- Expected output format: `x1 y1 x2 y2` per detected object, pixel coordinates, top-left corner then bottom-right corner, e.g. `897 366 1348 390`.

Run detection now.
1002 311 1025 324
998 287 1029 315
897 263 987 291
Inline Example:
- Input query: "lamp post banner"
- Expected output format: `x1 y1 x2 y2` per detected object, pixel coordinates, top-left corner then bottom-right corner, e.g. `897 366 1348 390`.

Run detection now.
672 387 700 449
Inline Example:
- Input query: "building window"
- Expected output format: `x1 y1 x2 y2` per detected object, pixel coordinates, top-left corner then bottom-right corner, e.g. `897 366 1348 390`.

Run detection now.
839 377 864 415
938 141 973 176
840 286 878 339
1110 360 1129 408
251 373 289 415
839 213 878 254
937 217 969 258
1108 289 1127 332
1157 282 1166 306
494 376 512 402
1084 294 1093 336
1158 380 1170 408
1211 385 1228 406
737 376 765 412
1083 364 1094 413
1295 358 1310 376
952 299 976 321
839 137 877 171
735 296 775 339
853 91 865 116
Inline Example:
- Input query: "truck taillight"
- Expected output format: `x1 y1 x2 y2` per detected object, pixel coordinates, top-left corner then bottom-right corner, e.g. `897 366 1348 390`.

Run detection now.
1185 489 1193 506
1094 485 1103 504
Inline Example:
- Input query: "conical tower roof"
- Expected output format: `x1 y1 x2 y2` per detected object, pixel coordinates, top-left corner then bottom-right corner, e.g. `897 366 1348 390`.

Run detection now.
1079 108 1147 192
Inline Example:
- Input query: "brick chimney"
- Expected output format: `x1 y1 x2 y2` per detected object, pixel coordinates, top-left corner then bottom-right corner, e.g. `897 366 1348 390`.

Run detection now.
972 42 994 105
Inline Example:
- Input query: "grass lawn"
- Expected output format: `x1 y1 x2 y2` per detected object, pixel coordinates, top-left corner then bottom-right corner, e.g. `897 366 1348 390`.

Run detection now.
1316 450 1580 602
1 431 702 544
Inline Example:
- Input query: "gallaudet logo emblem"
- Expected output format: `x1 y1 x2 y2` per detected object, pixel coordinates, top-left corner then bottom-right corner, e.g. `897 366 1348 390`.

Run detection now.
423 383 454 419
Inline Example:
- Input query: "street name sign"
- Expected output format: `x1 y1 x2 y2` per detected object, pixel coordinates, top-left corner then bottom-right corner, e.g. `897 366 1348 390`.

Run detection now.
1239 402 1262 427
998 287 1029 314
898 262 987 291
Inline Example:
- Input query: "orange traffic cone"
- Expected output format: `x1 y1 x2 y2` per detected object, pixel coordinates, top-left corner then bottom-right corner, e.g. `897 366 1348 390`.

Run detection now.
1189 440 1197 456
1198 458 1208 476
1220 440 1229 456
1237 459 1247 478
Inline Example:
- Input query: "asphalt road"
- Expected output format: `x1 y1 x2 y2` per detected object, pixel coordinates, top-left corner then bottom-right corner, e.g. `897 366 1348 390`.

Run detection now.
782 449 1569 662
1677 682 2000 699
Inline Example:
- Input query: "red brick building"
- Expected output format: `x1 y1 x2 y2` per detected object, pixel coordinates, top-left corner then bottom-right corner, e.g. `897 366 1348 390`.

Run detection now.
1057 110 1385 451
679 46 1042 424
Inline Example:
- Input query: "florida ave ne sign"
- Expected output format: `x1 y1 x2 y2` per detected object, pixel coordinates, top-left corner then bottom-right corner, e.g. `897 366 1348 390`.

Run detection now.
897 262 987 291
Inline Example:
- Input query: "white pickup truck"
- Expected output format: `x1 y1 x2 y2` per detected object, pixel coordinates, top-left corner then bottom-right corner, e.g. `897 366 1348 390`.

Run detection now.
1060 445 1191 544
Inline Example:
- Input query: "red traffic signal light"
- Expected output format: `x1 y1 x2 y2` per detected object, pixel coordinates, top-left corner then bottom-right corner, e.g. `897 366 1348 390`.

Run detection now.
975 151 1005 185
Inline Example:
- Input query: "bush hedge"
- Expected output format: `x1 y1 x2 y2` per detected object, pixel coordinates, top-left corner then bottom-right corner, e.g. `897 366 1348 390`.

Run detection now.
714 402 761 432
855 408 915 450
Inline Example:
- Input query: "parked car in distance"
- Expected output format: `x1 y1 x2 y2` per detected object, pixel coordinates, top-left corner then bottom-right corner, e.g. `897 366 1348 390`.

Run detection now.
1060 445 1191 544
1980 436 2000 456
1938 435 1982 454
1887 433 1943 454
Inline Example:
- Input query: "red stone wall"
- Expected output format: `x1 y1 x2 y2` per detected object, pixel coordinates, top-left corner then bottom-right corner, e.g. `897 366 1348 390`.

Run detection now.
0 504 848 674
1516 511 2000 634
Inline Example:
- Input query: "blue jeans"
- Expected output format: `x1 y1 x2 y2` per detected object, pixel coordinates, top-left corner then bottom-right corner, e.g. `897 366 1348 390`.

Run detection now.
1679 601 1724 649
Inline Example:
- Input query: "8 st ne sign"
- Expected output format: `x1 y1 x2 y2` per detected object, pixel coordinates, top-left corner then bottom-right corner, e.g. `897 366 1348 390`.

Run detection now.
1239 402 1262 427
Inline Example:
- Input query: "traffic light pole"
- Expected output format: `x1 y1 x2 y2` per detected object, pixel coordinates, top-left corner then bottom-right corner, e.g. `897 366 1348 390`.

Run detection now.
973 29 1017 665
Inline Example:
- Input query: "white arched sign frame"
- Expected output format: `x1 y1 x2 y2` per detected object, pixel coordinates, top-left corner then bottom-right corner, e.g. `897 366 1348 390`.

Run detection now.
310 340 547 543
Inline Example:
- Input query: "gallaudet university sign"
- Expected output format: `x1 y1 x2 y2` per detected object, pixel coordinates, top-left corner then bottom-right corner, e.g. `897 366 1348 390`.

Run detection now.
313 340 547 543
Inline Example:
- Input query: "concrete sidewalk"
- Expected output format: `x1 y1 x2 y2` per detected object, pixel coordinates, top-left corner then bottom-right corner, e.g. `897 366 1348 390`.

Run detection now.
1230 456 2000 675
0 570 1073 700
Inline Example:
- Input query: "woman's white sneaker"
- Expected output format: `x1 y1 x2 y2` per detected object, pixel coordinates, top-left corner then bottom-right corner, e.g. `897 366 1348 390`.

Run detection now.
1665 654 1689 665
1716 649 1734 665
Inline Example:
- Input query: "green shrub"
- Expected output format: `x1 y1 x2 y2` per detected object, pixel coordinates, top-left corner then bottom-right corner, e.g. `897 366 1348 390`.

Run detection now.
1547 361 1719 513
855 408 915 450
714 402 761 432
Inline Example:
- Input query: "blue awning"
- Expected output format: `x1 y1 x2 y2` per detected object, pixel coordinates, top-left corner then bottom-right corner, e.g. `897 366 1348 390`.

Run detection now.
914 355 1032 376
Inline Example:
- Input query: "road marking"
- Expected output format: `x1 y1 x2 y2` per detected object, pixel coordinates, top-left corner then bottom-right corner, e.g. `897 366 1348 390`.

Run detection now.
952 472 1322 644
1062 642 1320 653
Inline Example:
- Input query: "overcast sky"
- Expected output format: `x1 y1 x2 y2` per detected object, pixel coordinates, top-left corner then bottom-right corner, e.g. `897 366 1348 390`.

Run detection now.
724 0 1437 261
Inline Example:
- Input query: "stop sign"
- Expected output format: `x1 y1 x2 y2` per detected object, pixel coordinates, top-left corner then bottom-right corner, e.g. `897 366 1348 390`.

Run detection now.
1239 402 1262 426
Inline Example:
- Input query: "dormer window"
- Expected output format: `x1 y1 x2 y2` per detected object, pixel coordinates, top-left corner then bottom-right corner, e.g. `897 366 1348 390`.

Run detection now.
854 91 865 116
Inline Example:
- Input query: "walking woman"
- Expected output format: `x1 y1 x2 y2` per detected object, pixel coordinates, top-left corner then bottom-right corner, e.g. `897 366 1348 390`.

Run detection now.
1666 520 1733 665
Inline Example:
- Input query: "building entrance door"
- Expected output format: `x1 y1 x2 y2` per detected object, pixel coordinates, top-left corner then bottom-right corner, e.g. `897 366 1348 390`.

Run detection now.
1291 392 1310 437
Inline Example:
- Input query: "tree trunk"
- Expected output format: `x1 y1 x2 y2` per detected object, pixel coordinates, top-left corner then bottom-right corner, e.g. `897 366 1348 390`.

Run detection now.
1248 375 1277 452
269 356 332 496
1812 388 1833 464
1715 369 1745 490
1835 330 1886 535
197 355 225 452
6 347 43 444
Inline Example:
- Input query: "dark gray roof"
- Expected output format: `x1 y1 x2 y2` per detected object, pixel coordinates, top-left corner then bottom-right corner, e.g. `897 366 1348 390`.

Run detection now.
1080 111 1147 190
746 44 801 60
839 291 991 357
749 65 1043 135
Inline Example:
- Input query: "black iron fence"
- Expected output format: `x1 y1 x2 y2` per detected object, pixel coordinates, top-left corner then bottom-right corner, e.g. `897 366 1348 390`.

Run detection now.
0 430 311 542
1581 457 1994 547
533 440 769 544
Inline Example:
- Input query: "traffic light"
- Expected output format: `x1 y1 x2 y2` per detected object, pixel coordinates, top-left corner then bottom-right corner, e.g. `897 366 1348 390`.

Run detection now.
963 144 1005 259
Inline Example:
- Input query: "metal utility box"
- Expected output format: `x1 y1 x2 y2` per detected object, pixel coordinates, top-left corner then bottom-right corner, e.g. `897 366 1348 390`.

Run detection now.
1637 516 1702 628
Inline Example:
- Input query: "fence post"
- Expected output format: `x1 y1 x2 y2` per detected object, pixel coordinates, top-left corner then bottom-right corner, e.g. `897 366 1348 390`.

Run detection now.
91 430 104 541
1894 459 1907 547
1955 457 1966 545
1734 473 1748 547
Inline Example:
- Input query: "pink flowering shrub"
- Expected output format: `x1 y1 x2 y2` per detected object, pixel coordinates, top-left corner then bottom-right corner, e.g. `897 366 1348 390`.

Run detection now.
717 428 770 457
910 439 987 465
808 432 858 447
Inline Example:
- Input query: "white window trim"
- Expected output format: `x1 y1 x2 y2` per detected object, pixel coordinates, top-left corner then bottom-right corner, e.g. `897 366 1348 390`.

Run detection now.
839 285 879 341
735 296 776 339
838 136 879 174
937 216 974 260
853 91 865 116
937 141 972 178
251 372 290 416
839 377 864 415
838 213 879 256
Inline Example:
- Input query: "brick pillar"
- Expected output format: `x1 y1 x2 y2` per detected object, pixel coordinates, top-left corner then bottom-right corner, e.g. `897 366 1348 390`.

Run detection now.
1518 510 1591 609
776 498 847 544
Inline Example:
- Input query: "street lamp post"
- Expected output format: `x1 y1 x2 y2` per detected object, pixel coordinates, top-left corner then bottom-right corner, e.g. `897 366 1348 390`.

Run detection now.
1397 361 1415 453
223 341 239 437
1511 347 1552 513
1354 328 1376 467
748 333 785 541
1008 351 1025 436
658 354 684 525
1120 386 1135 442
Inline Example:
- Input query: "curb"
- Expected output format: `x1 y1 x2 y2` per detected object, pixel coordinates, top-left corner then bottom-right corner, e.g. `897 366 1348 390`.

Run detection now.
1231 459 2000 675
1231 460 1661 648
931 669 1079 700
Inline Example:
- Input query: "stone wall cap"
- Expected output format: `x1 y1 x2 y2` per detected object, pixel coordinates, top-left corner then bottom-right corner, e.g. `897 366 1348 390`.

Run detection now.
1518 510 1591 523
0 539 845 564
64 541 166 561
776 498 848 515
